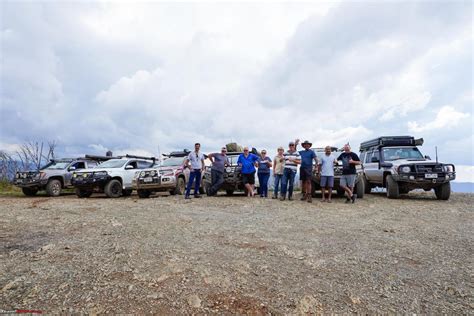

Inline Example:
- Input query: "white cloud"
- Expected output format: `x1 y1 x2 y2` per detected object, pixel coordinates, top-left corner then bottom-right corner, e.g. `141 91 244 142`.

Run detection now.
454 165 474 183
408 106 470 133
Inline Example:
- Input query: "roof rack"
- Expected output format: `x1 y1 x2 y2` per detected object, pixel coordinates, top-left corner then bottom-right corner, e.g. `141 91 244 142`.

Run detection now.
124 154 157 162
84 155 121 161
360 136 416 151
312 147 339 152
162 149 191 158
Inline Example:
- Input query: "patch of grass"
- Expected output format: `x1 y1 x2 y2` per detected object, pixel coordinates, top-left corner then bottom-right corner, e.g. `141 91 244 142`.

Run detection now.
0 179 23 196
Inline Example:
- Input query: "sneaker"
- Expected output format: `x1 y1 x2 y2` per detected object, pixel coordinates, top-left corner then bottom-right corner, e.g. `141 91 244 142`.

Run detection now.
288 196 294 201
351 194 357 203
279 196 286 201
345 198 351 203
307 196 312 203
194 195 202 198
185 196 191 200
300 194 306 201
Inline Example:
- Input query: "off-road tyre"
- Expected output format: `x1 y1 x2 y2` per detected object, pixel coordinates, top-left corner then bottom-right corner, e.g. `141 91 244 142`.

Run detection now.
122 189 133 197
46 179 62 197
137 189 151 198
355 179 365 199
174 177 186 195
75 188 93 198
104 179 122 198
434 182 451 200
22 187 38 196
362 175 372 194
386 175 400 199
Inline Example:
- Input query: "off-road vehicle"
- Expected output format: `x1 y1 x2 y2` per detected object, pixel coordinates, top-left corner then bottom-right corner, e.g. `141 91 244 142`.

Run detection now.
310 147 365 198
359 136 455 200
133 150 208 198
13 157 107 197
202 151 260 196
71 155 156 198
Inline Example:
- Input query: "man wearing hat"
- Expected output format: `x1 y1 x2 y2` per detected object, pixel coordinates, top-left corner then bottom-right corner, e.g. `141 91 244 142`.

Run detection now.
280 140 301 201
296 139 318 202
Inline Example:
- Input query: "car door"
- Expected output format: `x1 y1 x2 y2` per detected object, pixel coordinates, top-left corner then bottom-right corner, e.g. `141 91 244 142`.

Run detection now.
64 161 86 186
364 150 382 184
122 160 140 188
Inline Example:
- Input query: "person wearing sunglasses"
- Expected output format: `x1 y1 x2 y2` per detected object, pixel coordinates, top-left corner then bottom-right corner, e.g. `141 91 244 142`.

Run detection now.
256 149 272 198
237 147 259 197
280 141 301 201
207 147 230 196
184 143 205 199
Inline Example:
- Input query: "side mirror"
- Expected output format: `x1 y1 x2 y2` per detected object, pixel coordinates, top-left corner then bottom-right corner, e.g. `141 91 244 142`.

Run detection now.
125 165 134 170
424 155 431 160
371 156 379 163
380 162 393 168
68 166 76 171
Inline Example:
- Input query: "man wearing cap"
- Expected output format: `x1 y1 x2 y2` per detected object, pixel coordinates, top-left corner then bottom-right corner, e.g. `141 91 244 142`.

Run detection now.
280 141 301 201
296 139 318 203
237 147 260 197
207 147 230 196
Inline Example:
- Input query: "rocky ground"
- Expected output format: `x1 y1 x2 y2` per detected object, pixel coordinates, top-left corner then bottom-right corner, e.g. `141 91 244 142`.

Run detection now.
0 191 473 314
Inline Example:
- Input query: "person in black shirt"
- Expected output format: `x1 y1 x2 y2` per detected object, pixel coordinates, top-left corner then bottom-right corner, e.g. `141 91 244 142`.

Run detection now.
337 144 361 203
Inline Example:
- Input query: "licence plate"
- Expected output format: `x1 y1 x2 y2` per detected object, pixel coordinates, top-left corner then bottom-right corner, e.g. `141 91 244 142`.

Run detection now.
425 173 438 179
144 177 153 183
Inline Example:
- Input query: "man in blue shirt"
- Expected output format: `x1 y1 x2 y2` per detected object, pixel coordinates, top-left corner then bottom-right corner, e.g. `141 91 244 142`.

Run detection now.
296 140 318 203
237 147 259 197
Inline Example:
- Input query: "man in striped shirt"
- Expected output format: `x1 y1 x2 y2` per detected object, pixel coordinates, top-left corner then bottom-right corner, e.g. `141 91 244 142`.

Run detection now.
280 141 301 201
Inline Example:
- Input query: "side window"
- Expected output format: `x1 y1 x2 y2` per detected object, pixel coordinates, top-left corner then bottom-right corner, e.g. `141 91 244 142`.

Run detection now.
127 161 138 169
87 161 98 168
71 161 86 169
365 150 372 163
138 160 153 169
360 152 366 164
373 150 380 162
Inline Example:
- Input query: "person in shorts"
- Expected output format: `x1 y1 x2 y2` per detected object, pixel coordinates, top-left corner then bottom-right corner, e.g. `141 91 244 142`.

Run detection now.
237 147 259 197
318 146 336 202
272 147 285 199
207 147 229 196
296 140 318 203
337 144 361 203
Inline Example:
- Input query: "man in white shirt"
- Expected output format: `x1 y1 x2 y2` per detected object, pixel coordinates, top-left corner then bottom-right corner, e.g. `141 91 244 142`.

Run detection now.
318 146 337 203
184 143 205 199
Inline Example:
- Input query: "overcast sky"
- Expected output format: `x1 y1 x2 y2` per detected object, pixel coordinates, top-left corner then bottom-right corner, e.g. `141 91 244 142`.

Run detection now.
1 1 472 181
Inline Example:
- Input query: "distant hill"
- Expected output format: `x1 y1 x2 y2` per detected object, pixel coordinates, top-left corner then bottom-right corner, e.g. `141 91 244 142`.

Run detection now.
451 182 474 193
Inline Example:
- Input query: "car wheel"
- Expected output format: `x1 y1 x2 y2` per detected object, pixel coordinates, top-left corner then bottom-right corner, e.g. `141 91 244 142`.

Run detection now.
137 189 151 198
105 179 122 198
122 189 133 197
362 175 372 194
46 179 62 197
386 175 400 199
226 189 234 196
399 187 410 194
355 179 364 199
174 177 186 195
75 188 93 198
22 187 38 196
434 182 451 200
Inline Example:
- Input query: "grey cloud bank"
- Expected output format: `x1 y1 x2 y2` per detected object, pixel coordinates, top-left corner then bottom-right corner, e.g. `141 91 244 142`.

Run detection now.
0 2 472 180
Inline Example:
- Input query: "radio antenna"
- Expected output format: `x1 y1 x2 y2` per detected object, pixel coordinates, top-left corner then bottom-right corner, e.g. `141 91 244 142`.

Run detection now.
435 146 438 163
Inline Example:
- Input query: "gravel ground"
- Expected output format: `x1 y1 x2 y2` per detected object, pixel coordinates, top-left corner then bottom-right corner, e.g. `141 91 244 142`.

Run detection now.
1 191 473 314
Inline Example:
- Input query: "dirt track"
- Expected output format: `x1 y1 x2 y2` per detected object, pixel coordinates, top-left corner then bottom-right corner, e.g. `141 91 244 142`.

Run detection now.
1 192 473 314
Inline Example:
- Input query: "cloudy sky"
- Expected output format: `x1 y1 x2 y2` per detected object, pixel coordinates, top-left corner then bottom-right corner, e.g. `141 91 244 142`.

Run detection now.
1 1 472 181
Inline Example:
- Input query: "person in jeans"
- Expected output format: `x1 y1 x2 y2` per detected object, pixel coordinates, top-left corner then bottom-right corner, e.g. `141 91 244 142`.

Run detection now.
184 143 205 199
237 147 259 197
280 141 301 201
256 150 272 198
318 146 336 203
207 147 229 196
272 147 285 199
296 140 317 203
337 144 361 203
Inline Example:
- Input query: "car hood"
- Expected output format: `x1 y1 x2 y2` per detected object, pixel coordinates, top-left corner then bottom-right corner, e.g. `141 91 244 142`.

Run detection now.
389 158 444 166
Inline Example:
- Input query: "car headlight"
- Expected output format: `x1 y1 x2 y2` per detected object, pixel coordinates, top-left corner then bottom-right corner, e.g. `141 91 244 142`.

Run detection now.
140 171 146 177
73 173 77 178
400 166 411 173
150 170 157 176
225 167 232 173
15 173 20 179
94 171 108 176
443 165 454 172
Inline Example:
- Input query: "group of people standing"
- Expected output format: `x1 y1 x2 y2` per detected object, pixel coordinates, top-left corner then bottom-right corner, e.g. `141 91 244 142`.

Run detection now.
183 140 362 203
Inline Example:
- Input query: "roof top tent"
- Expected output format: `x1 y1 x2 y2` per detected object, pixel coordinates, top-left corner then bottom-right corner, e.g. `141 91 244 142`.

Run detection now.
359 136 417 151
162 149 191 158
